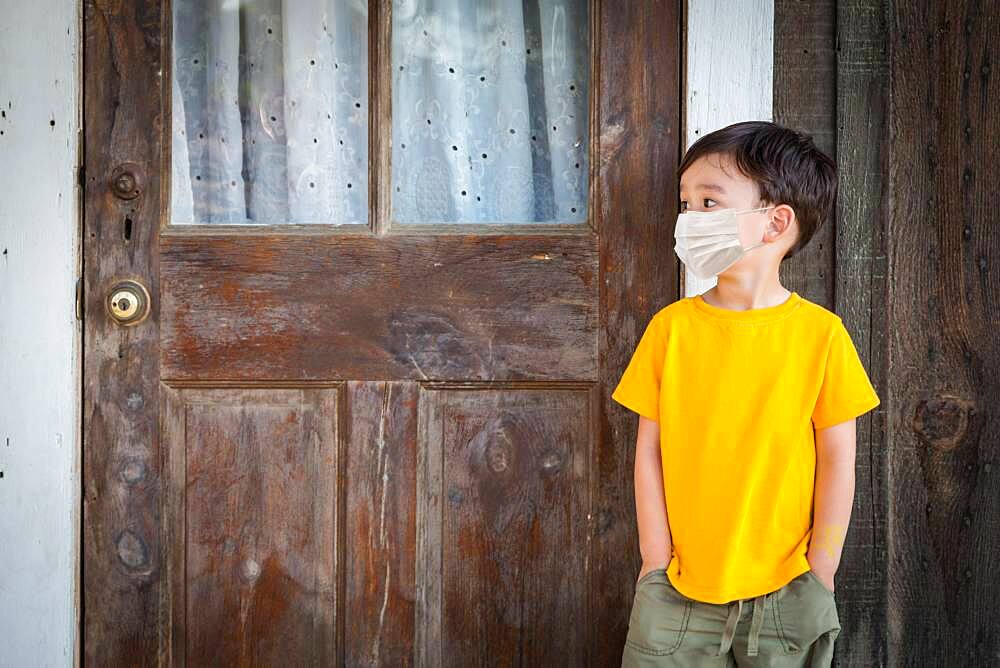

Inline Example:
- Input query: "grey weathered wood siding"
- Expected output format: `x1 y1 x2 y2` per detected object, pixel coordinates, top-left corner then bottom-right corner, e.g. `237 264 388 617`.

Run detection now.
775 0 999 665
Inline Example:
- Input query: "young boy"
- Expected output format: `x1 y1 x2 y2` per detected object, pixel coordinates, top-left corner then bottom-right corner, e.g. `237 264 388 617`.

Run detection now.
612 121 880 667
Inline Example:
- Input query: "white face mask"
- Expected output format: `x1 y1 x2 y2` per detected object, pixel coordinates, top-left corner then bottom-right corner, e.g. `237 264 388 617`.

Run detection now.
673 205 775 279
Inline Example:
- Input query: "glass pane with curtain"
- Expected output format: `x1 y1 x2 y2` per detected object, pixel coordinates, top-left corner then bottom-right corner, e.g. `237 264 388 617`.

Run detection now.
171 0 368 225
391 0 590 225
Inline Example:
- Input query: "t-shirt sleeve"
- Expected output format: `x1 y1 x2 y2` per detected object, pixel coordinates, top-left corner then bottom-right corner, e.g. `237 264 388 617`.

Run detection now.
611 315 665 423
811 318 881 430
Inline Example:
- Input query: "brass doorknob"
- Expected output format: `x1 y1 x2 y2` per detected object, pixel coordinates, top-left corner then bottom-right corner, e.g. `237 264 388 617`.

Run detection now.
106 279 151 326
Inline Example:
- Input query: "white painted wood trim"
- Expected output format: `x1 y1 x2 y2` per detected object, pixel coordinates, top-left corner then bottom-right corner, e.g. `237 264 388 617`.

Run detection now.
0 0 82 665
682 0 774 297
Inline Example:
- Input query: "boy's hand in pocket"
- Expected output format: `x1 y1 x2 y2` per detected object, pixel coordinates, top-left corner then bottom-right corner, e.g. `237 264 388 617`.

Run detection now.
636 561 668 585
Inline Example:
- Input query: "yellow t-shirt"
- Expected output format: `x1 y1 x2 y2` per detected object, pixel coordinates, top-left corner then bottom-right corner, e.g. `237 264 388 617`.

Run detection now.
611 290 880 604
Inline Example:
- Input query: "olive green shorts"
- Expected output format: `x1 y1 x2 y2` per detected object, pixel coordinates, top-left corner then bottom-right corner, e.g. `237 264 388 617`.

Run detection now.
622 569 841 667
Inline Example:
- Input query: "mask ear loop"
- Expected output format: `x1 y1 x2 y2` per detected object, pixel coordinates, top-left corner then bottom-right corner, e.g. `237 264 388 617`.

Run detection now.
741 205 777 252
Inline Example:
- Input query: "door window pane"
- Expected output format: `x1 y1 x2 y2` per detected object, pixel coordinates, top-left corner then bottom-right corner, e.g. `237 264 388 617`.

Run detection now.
171 1 368 225
391 1 590 225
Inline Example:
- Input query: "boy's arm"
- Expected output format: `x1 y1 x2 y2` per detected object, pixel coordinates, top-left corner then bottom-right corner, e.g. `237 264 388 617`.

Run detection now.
808 417 857 593
635 416 672 582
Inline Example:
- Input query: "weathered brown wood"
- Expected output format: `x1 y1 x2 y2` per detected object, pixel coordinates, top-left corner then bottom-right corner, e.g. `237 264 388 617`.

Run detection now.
596 0 682 666
888 1 1000 664
417 385 594 666
85 0 685 663
159 233 598 382
345 380 419 666
160 385 340 665
82 0 165 664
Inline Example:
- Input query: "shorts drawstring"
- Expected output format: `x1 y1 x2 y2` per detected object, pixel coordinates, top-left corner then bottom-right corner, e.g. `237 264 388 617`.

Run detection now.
747 592 768 656
716 599 742 655
717 591 770 657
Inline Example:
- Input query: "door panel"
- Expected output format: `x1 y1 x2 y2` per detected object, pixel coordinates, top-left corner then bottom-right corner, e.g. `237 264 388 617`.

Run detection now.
159 234 597 381
83 1 681 665
161 386 339 665
344 381 418 666
416 386 593 665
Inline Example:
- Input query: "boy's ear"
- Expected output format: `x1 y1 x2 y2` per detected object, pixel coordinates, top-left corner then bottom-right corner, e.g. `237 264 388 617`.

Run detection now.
768 204 796 239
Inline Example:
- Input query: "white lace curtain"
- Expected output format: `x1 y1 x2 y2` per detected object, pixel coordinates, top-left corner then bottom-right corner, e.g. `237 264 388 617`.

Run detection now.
171 0 589 226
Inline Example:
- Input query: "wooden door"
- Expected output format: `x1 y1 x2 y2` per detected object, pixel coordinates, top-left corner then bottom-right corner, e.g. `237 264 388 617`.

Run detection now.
82 1 680 665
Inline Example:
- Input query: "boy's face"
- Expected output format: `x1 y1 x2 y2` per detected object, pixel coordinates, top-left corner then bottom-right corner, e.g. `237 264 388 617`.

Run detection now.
678 152 794 273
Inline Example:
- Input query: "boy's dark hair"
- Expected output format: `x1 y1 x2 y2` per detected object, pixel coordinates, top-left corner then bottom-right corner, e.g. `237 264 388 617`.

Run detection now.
676 121 837 260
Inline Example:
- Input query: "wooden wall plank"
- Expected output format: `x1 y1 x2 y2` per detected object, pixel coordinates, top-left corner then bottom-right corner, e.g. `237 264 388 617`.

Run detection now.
888 1 1000 664
774 0 838 307
776 1 891 665
598 0 681 665
834 2 891 666
782 0 1000 663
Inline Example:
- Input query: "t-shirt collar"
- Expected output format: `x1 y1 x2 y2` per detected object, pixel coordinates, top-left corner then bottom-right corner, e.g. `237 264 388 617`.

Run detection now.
691 290 802 322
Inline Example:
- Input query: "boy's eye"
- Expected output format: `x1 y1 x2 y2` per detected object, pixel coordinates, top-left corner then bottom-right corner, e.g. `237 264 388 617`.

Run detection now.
679 198 718 213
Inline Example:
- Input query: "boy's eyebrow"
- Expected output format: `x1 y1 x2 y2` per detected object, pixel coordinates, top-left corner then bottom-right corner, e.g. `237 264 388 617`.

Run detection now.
679 183 728 194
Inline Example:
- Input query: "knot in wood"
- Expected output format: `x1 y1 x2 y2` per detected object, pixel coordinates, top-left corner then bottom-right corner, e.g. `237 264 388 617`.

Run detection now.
485 439 510 473
241 558 261 581
539 447 564 476
119 457 147 484
912 394 975 451
116 529 149 570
